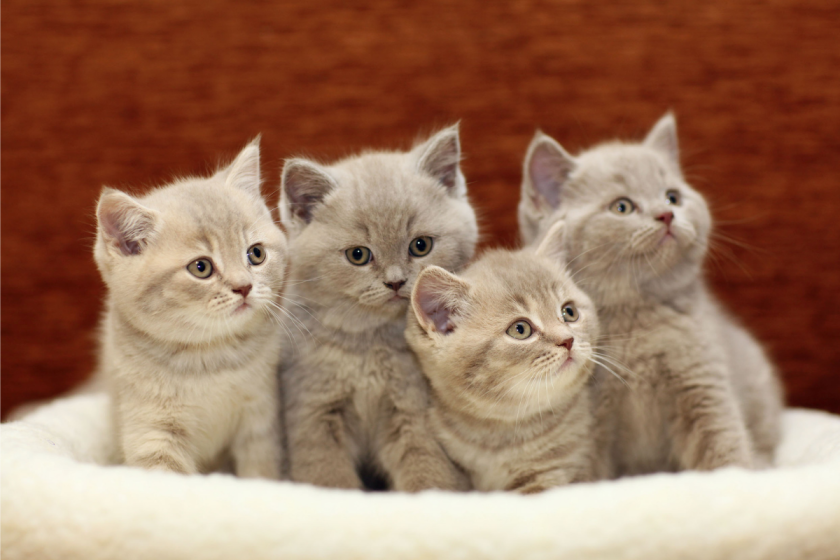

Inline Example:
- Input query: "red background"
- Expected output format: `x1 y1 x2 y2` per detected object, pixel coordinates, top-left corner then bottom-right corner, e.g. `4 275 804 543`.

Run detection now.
3 1 839 417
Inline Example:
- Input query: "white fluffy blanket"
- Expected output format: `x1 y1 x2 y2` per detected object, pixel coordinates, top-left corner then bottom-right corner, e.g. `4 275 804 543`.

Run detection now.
2 394 840 560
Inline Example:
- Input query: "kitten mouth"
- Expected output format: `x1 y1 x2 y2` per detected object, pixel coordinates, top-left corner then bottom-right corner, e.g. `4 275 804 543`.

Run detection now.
389 293 409 302
234 301 250 313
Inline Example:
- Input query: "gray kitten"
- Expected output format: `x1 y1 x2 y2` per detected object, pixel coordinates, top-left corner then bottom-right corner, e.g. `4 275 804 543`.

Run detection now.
406 222 600 493
95 140 287 477
519 114 783 477
279 125 478 491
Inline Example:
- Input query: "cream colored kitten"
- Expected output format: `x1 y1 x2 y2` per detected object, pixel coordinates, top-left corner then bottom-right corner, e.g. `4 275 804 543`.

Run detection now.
95 140 286 477
519 114 784 477
279 125 477 491
406 222 599 493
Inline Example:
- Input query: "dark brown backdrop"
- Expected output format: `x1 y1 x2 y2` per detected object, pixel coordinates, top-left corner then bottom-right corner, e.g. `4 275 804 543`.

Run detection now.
3 1 840 417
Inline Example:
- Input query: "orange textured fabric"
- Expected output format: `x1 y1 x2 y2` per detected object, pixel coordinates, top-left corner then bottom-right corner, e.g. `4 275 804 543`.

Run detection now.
2 0 839 417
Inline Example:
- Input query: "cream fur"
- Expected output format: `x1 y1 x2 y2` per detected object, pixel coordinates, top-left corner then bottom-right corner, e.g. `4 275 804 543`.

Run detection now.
2 394 839 560
94 140 287 478
278 125 478 491
519 114 784 476
406 224 600 492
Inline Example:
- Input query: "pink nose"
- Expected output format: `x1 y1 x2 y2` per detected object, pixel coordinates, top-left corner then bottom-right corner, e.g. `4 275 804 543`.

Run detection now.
384 280 405 292
656 211 674 226
233 284 252 298
557 337 574 350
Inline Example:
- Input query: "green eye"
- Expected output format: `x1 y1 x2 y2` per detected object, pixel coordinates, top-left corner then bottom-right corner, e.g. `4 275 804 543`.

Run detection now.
506 320 533 340
610 198 635 215
409 236 434 257
561 302 579 322
248 244 266 265
666 190 682 206
345 246 372 266
187 258 213 279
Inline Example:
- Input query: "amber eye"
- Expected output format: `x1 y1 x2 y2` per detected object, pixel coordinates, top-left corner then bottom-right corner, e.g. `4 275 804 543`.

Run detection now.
561 302 579 323
506 320 533 340
345 246 372 266
610 198 635 215
666 189 682 206
409 236 434 257
248 244 266 265
187 258 213 279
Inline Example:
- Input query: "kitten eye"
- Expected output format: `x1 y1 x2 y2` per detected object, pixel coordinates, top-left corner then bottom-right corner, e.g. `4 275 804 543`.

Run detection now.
187 258 213 279
609 198 636 215
409 236 434 257
506 320 533 340
345 246 372 266
666 189 682 206
561 302 579 323
248 244 266 265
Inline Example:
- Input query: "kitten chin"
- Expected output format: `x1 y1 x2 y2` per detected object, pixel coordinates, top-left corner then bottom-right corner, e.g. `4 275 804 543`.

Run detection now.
406 222 601 493
279 125 476 492
95 139 287 479
519 113 783 477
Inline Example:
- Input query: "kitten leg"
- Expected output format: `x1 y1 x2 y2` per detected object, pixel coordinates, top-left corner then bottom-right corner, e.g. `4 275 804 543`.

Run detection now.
669 370 754 471
231 389 282 479
286 401 362 489
588 372 621 479
121 423 198 474
378 410 468 492
505 467 578 494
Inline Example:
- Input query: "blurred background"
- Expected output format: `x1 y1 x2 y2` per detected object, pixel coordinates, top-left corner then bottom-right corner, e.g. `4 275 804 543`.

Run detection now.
2 0 839 417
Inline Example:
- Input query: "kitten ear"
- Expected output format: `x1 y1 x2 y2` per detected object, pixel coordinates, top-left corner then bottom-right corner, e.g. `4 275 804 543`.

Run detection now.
280 158 338 227
644 112 681 174
411 266 471 336
522 131 576 213
225 137 262 199
96 188 159 256
414 124 466 196
534 220 568 264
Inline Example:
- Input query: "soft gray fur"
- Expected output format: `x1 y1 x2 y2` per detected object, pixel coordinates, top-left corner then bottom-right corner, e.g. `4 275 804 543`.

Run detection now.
406 222 600 493
279 125 478 491
95 140 287 477
519 114 783 477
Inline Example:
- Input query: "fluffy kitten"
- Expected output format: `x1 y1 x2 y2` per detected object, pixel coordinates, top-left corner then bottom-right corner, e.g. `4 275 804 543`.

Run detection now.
279 125 478 491
95 140 287 477
519 114 784 477
406 222 600 493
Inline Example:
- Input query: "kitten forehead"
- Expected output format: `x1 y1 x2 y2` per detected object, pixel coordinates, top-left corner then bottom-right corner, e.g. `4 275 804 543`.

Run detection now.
318 152 451 241
576 144 674 190
142 179 270 234
463 249 578 308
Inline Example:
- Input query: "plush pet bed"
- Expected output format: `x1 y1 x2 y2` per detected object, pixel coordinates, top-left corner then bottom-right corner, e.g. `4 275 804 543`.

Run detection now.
2 394 840 560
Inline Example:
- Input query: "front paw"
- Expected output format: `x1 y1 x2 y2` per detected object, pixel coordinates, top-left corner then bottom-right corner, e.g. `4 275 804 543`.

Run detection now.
392 457 469 492
290 461 363 490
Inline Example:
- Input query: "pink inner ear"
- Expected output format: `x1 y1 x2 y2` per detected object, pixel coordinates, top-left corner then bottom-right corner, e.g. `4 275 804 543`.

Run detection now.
416 286 456 334
100 209 141 255
529 143 573 209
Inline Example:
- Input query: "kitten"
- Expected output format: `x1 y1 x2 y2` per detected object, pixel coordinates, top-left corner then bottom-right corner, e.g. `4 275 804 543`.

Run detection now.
279 125 478 491
405 222 600 493
94 140 287 477
518 114 784 477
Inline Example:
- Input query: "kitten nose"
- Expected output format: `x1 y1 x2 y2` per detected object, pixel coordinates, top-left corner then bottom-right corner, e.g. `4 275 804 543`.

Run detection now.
384 280 406 292
232 284 252 298
557 337 574 351
656 211 674 226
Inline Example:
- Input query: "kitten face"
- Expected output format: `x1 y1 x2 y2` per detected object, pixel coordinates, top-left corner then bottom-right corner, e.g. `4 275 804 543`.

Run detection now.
519 114 711 299
280 126 478 330
95 141 288 344
408 224 599 422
